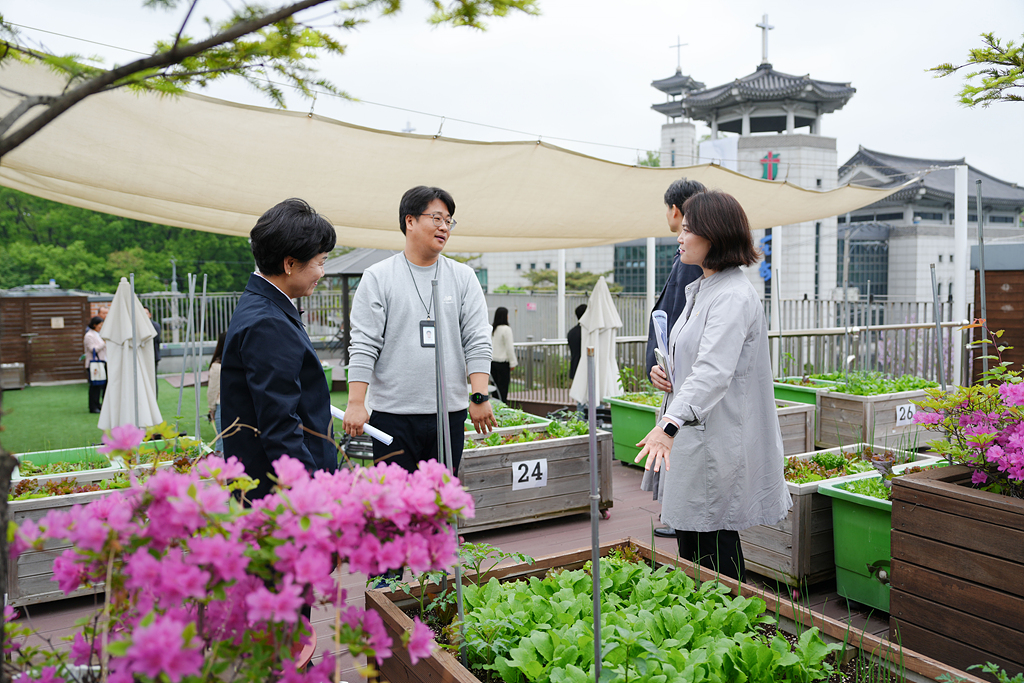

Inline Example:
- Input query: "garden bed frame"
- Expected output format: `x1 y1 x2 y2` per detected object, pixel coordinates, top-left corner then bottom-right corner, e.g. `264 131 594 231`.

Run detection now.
890 465 1024 679
459 430 613 534
816 388 932 448
365 538 984 683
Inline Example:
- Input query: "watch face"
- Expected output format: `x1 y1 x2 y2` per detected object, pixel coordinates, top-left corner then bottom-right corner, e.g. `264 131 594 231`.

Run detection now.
471 392 489 404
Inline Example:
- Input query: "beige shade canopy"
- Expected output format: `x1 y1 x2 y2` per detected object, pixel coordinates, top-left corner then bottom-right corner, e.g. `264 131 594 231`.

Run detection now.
0 61 908 251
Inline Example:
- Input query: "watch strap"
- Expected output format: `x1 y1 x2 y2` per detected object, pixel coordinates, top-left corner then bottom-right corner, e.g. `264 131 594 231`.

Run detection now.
470 392 490 405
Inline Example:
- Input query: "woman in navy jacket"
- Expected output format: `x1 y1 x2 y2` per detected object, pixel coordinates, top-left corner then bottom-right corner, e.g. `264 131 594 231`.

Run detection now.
221 198 337 501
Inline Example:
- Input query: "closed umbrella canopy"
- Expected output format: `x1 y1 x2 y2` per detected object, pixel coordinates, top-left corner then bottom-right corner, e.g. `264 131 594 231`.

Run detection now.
0 61 912 251
98 277 162 430
570 277 623 404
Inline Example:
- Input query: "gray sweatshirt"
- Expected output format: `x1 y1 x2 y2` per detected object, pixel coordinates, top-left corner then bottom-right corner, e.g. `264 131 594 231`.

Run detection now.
348 254 492 413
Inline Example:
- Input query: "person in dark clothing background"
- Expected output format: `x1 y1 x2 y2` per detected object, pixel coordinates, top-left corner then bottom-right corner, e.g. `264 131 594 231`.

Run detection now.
567 303 587 383
646 177 707 538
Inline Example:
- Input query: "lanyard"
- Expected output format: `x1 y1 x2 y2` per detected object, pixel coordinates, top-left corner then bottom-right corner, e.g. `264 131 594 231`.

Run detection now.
405 256 440 320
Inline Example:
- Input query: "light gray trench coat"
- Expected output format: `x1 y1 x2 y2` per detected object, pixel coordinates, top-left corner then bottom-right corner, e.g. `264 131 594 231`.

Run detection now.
642 267 792 532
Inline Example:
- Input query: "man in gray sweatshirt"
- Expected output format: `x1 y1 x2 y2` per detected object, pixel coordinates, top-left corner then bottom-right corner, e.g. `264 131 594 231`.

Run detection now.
343 186 495 475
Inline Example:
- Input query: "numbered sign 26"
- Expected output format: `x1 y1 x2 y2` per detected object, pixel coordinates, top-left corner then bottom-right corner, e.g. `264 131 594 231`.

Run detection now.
895 403 918 427
511 458 548 491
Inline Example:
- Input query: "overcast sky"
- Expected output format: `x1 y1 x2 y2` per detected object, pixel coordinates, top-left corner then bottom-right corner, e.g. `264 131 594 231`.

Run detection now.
8 0 1024 185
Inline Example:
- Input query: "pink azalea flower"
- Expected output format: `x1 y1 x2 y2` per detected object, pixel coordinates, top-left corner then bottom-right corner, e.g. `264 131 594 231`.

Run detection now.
998 381 1024 407
194 455 246 481
70 632 95 665
405 617 435 665
245 581 305 624
97 424 146 455
125 616 204 682
51 552 87 594
272 456 311 489
913 410 944 425
971 469 989 485
67 515 109 553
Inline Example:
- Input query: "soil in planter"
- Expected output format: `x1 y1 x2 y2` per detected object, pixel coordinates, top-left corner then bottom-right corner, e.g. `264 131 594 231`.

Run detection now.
784 446 907 484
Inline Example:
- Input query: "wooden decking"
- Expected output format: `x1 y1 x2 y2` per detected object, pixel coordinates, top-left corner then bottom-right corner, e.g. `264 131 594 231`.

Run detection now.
13 462 889 683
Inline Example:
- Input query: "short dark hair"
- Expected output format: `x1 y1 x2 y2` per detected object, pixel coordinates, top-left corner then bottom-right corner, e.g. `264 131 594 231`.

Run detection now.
575 304 588 319
664 178 707 212
88 316 103 330
399 186 455 235
250 198 336 276
681 191 760 271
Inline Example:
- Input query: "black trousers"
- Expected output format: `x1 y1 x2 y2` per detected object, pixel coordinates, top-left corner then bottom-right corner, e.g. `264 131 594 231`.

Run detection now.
490 361 511 403
87 371 106 413
676 529 745 582
368 409 468 476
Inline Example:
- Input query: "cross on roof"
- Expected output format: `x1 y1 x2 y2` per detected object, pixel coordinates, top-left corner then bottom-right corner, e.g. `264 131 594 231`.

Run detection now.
756 14 774 64
402 121 415 134
670 35 688 72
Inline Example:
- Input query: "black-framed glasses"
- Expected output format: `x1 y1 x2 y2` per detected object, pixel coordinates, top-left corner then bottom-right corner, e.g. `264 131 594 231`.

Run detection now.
419 213 456 230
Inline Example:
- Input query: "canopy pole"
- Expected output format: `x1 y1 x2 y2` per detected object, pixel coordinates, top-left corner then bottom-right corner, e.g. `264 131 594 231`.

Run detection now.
646 237 656 322
976 179 989 384
557 249 567 339
953 165 969 385
175 274 196 436
930 264 947 392
772 267 782 377
130 273 139 427
586 347 601 683
431 278 466 667
841 214 852 371
195 275 207 442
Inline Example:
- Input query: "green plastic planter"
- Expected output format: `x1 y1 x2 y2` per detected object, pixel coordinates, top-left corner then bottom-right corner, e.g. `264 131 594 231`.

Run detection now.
817 475 894 612
773 377 837 405
322 363 333 388
606 396 659 465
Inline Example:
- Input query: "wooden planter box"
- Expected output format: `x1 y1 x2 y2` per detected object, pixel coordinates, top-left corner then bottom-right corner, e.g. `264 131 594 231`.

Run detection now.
458 430 613 534
7 489 119 607
816 388 932 448
739 443 932 588
776 399 815 455
463 415 550 437
890 465 1024 679
365 538 983 683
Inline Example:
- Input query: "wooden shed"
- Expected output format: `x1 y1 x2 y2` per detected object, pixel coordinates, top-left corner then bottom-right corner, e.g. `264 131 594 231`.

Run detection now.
971 243 1024 382
1 288 91 384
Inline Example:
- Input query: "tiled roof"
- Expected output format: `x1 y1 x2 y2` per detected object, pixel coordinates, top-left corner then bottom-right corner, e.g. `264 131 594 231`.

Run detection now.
323 248 399 276
682 63 855 113
650 68 705 97
841 147 1024 207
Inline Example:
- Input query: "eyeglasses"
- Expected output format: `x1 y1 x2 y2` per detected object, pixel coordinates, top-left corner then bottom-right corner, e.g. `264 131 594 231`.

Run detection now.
419 213 457 231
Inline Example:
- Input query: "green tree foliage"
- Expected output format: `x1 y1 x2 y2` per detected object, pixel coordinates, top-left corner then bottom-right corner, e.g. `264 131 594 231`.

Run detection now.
930 32 1024 107
0 0 539 157
0 187 254 292
519 268 622 292
637 150 661 167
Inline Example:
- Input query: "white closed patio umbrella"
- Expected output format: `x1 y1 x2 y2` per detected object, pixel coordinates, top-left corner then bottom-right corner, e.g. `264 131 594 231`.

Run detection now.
98 277 163 430
570 276 623 405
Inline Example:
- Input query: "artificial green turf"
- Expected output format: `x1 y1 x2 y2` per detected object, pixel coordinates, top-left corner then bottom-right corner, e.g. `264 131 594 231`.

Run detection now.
0 381 349 455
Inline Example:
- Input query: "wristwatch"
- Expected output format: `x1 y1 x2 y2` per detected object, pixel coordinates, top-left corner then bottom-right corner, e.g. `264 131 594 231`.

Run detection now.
470 392 490 405
659 419 679 437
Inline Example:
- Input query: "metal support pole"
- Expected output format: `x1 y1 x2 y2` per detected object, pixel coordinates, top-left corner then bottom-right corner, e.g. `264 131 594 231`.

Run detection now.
586 348 601 683
976 179 989 383
930 265 947 392
864 280 871 371
431 279 467 667
841 216 852 369
557 249 567 339
772 267 782 377
130 273 140 427
176 275 196 435
195 275 208 441
953 165 969 385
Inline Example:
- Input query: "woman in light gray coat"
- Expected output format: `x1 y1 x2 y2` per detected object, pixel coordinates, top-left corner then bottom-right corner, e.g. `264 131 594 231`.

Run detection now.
636 190 792 581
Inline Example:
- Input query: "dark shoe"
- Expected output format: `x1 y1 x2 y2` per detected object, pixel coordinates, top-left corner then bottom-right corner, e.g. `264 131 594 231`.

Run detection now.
654 525 676 538
90 408 101 414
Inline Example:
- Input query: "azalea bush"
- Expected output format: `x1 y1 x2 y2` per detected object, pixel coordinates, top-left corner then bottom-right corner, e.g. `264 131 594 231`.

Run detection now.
6 424 474 682
912 331 1024 498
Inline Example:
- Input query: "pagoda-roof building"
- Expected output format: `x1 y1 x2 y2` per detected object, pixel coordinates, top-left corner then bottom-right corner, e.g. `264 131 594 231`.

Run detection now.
840 147 1024 212
651 68 705 98
653 63 856 136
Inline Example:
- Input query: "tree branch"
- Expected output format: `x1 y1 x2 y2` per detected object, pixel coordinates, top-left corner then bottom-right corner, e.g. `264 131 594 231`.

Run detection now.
0 93 56 139
172 0 202 54
0 0 335 157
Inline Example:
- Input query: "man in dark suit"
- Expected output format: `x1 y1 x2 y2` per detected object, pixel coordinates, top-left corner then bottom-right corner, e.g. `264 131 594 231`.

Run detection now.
646 178 706 537
221 199 337 501
567 304 587 382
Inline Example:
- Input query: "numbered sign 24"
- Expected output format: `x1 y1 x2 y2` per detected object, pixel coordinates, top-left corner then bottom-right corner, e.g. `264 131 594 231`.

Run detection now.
511 458 548 491
895 403 918 427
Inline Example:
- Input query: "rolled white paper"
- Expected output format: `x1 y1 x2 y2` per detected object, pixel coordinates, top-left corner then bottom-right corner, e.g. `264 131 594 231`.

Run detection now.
330 405 394 446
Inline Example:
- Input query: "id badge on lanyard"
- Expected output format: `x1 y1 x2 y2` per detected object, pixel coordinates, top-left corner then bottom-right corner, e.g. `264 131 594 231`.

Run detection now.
419 320 436 347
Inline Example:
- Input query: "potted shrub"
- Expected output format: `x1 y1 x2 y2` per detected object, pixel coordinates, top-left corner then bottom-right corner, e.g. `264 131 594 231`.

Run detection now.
888 352 1024 677
7 425 472 683
815 372 939 448
738 443 936 588
460 419 613 533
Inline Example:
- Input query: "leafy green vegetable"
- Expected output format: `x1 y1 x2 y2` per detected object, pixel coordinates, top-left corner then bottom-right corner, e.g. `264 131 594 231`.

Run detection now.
824 372 938 396
17 457 112 476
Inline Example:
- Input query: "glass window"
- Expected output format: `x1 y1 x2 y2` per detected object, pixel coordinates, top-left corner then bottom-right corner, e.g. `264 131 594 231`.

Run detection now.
575 261 582 269
530 263 536 270
836 237 888 297
515 263 521 271
544 262 551 269
613 244 677 293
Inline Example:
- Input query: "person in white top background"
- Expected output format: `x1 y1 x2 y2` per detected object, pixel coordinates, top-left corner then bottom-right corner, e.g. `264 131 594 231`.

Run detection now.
490 306 517 403
83 316 106 413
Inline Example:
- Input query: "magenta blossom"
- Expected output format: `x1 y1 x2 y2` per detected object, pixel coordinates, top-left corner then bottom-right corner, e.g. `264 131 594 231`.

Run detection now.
999 381 1024 407
97 424 146 455
913 410 944 425
405 616 435 665
124 615 204 682
246 581 305 624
